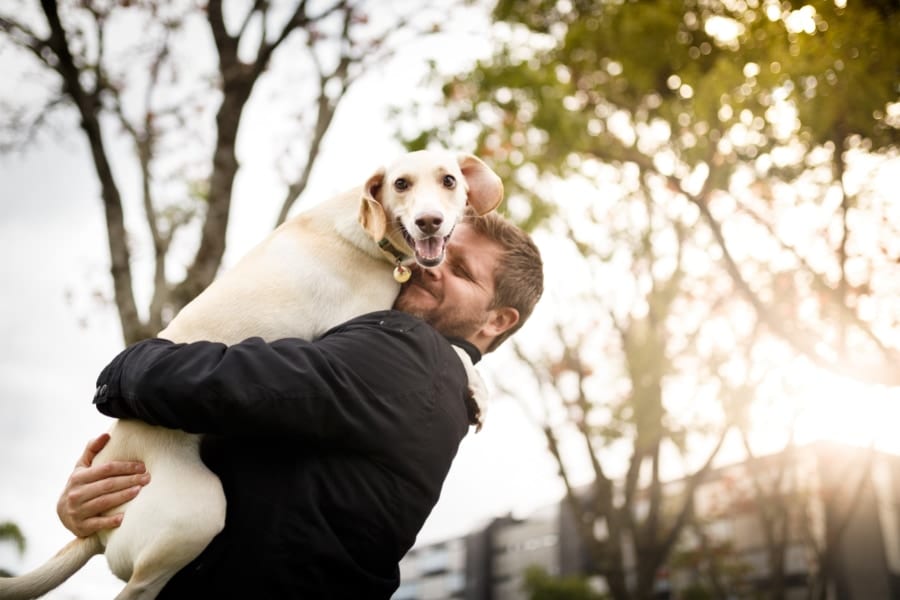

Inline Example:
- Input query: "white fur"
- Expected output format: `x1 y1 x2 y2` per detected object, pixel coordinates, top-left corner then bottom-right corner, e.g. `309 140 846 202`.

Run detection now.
0 150 502 600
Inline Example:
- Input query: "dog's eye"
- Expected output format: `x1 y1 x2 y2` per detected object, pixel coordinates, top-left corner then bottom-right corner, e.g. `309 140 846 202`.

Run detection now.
394 178 409 191
442 175 456 189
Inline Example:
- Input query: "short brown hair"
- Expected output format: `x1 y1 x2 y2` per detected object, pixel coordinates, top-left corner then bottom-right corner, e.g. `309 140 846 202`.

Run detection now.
465 210 544 352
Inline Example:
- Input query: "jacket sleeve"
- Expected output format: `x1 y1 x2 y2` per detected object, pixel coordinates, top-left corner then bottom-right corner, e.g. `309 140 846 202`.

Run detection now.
92 319 448 446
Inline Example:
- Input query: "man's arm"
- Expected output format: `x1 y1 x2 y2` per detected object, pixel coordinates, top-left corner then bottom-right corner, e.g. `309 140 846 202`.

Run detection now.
94 313 449 446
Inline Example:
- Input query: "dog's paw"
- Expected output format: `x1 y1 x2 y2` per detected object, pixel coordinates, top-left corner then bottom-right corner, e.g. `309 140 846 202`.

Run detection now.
452 345 488 431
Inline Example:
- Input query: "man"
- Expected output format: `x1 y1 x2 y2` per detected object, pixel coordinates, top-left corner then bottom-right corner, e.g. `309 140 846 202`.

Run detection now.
56 211 543 598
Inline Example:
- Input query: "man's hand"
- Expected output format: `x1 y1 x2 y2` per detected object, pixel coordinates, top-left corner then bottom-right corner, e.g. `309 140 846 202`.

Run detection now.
57 433 150 537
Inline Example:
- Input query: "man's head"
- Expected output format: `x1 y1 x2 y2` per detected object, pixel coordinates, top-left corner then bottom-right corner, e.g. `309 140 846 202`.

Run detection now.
393 210 544 354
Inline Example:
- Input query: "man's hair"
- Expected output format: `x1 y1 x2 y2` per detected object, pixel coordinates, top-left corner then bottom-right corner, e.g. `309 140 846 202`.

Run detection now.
465 210 544 352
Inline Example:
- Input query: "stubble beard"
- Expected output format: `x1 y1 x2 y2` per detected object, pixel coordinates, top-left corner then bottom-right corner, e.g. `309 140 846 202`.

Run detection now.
394 281 485 341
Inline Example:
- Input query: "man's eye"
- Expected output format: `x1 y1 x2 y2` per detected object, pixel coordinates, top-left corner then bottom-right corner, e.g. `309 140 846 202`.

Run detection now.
455 264 473 281
394 178 409 191
442 174 456 189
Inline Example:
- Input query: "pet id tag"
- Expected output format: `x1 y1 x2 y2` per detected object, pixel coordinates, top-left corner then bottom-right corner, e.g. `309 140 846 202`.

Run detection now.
393 263 411 283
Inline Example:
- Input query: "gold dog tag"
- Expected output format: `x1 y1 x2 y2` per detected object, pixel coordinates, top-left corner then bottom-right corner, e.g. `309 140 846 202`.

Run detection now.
393 264 411 283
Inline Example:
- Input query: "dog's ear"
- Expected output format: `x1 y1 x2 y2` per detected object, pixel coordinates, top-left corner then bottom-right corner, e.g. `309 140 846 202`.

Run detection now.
458 153 504 216
359 168 387 240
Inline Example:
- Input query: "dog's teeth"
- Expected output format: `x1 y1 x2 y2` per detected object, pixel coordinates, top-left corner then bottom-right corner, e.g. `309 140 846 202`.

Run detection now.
415 237 445 260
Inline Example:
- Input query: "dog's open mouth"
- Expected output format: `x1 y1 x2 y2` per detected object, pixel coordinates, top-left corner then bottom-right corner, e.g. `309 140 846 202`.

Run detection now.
402 229 450 268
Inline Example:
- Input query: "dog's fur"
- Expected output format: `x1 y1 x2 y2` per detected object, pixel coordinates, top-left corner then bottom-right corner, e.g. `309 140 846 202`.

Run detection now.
0 150 503 600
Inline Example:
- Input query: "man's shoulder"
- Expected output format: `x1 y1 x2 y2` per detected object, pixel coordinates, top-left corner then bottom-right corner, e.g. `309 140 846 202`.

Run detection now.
319 310 439 343
318 310 463 383
327 311 481 364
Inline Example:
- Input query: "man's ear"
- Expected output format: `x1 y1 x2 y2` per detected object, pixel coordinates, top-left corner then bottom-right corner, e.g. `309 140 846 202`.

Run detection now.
458 153 503 215
482 306 519 339
359 169 387 240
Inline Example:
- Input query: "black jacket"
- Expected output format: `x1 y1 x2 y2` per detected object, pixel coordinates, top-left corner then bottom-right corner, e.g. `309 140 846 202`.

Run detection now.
93 310 479 598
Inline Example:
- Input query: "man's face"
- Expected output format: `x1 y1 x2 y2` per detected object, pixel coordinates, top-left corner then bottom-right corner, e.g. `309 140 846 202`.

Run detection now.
393 223 502 342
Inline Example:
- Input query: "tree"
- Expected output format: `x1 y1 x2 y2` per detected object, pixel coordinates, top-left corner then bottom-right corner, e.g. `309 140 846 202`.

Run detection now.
800 444 876 600
0 0 461 344
491 189 737 599
524 565 606 600
398 0 899 597
404 0 900 386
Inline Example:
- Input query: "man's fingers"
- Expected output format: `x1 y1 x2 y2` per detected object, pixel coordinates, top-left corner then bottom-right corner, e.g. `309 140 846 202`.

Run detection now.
76 433 111 469
69 460 147 486
67 471 150 507
76 484 143 520
71 513 126 538
60 476 147 537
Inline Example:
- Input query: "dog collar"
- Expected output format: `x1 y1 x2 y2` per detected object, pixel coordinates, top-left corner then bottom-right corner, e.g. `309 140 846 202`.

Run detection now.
377 238 413 283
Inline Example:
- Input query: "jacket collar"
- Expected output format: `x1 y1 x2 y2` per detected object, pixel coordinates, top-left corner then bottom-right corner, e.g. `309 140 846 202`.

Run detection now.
445 337 481 364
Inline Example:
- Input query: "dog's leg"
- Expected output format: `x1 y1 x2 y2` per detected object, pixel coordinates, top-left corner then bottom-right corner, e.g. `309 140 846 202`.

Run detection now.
114 570 175 600
111 497 224 600
452 345 489 431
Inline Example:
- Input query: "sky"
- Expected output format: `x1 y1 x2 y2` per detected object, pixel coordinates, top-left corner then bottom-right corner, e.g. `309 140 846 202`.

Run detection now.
0 4 573 597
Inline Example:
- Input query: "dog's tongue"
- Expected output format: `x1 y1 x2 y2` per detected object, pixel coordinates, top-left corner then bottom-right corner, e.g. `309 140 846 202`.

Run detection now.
415 237 446 264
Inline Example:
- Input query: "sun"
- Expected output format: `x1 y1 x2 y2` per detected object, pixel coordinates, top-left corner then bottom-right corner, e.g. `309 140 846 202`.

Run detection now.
765 369 900 455
739 358 900 459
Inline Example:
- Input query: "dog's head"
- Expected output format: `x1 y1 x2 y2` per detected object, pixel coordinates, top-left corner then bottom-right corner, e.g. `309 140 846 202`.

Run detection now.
359 150 503 268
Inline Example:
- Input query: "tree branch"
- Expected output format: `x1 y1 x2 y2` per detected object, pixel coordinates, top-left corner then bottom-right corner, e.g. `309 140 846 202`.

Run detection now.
735 193 896 360
657 425 729 561
39 0 144 342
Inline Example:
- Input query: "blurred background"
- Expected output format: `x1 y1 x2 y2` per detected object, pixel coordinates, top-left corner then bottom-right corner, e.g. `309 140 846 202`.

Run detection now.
1 0 898 598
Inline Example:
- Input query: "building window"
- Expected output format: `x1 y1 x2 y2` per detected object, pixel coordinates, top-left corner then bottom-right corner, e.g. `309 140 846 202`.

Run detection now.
393 580 419 600
420 545 450 576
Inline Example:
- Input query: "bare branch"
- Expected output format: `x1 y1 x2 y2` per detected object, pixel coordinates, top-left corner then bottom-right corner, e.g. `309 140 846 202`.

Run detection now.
0 94 68 153
39 0 144 342
207 0 238 68
104 28 178 334
735 193 895 359
695 188 900 386
657 425 729 558
611 144 900 387
252 0 346 78
237 0 268 41
0 14 55 68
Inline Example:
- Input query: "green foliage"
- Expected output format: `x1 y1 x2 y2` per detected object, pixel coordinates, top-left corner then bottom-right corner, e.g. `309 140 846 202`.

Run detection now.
523 566 607 600
0 522 25 556
411 0 897 193
0 521 26 576
679 583 714 600
782 1 900 146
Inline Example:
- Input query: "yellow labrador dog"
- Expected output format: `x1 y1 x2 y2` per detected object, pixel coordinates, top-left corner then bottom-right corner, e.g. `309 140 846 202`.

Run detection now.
0 150 502 600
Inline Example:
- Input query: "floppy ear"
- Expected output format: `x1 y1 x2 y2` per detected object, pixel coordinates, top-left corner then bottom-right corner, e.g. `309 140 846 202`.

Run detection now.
359 168 387 240
458 153 503 215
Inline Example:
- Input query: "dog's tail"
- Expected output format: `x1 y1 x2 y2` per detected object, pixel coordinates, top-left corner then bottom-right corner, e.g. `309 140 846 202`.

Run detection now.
0 535 102 600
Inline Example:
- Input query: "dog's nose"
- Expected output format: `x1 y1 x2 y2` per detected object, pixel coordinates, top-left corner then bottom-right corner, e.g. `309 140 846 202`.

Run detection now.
415 212 443 236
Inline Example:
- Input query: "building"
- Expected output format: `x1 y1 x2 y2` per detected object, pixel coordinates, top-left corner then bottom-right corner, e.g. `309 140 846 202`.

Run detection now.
674 442 900 599
395 505 580 600
394 442 900 599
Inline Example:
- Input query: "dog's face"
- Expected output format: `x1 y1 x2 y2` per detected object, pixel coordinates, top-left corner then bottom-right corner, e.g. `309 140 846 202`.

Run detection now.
360 150 503 268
